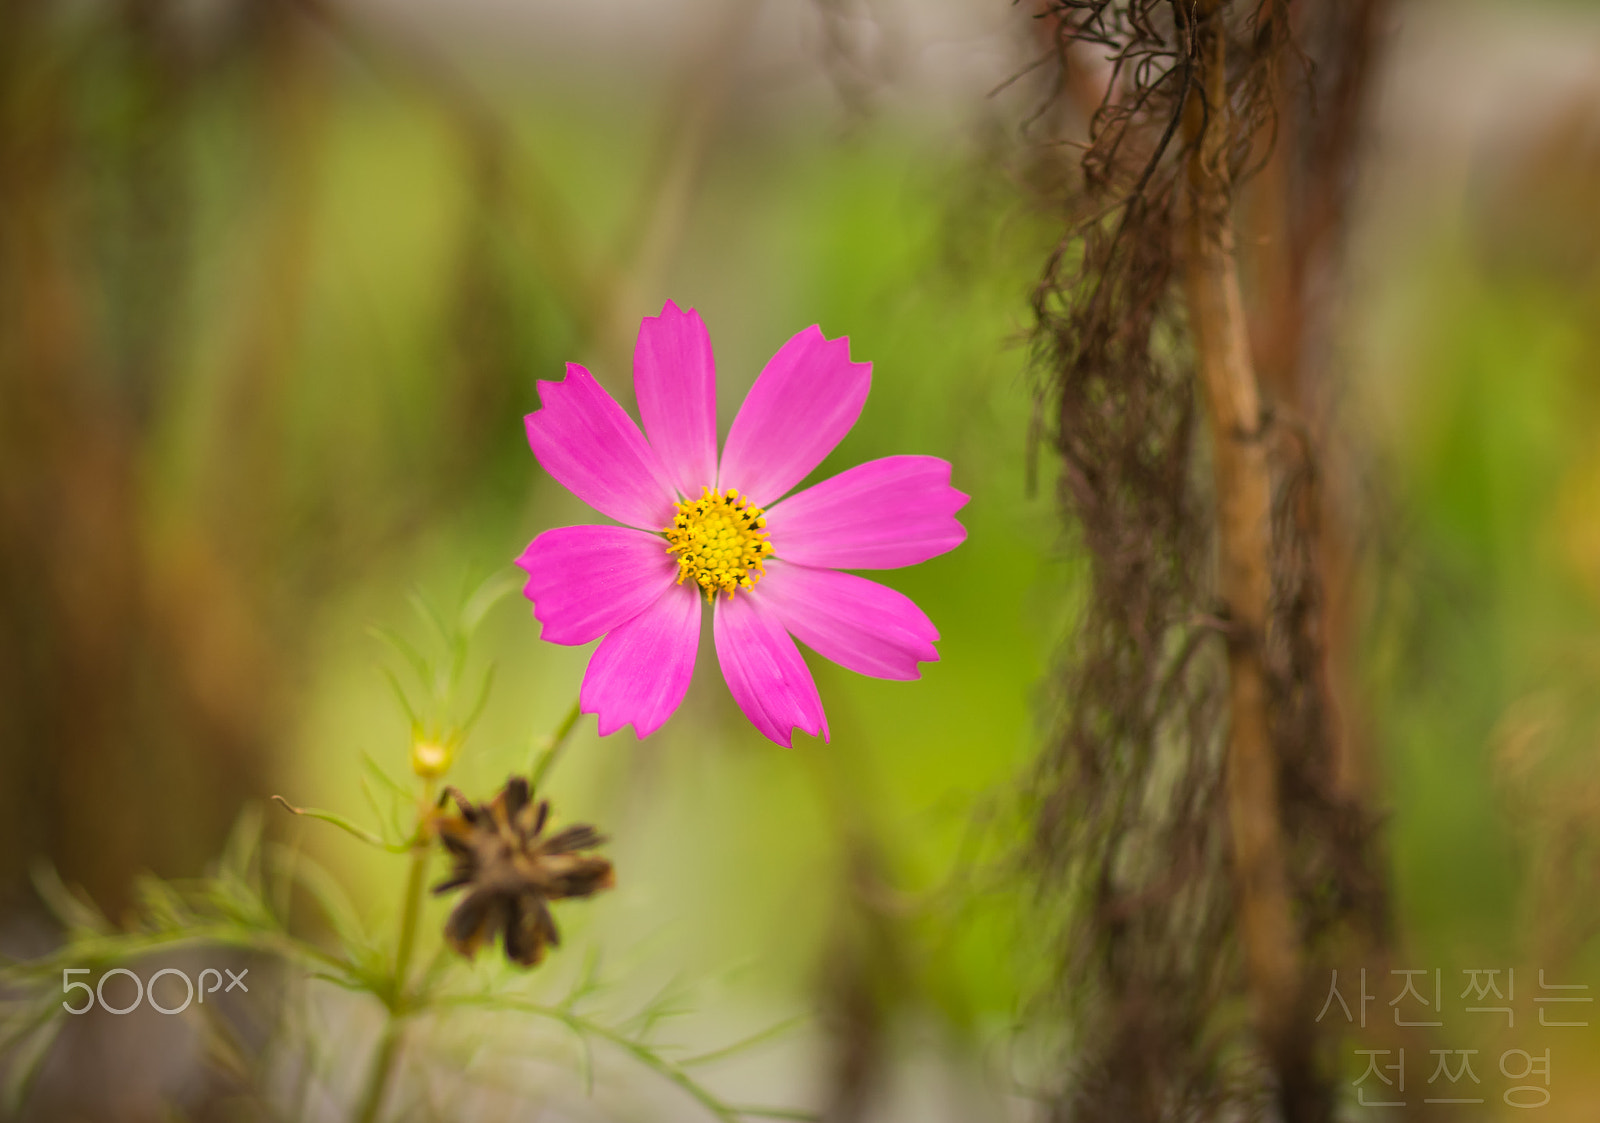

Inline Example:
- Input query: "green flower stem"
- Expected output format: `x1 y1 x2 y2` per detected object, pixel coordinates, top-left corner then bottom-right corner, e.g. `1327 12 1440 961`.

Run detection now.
352 780 435 1123
350 693 581 1123
529 697 583 794
352 1023 402 1123
391 830 430 998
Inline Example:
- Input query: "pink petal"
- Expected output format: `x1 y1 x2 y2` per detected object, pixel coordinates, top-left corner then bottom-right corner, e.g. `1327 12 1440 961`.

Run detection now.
754 561 939 681
713 592 829 747
635 300 718 498
717 326 871 507
580 584 702 738
525 363 677 530
516 525 679 646
763 455 968 569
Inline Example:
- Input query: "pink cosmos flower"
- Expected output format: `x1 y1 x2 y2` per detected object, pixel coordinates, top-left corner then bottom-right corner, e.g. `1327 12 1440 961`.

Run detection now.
516 301 968 747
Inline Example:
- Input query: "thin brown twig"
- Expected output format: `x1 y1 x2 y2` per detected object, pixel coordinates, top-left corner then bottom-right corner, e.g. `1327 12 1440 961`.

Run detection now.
1178 0 1304 1088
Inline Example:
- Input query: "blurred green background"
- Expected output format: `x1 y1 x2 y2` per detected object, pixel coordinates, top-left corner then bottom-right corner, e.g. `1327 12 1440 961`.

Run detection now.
2 0 1599 1119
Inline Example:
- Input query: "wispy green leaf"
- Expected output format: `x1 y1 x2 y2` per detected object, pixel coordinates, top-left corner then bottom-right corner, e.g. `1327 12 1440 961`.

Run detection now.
28 862 110 938
368 623 431 688
678 1015 809 1068
459 569 519 636
271 796 410 853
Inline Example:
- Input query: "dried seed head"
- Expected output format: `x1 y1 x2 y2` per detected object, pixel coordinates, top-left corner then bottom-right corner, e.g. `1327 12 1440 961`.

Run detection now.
431 777 614 967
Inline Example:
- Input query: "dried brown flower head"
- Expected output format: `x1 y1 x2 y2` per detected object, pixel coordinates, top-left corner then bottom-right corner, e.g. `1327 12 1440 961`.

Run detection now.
431 776 614 967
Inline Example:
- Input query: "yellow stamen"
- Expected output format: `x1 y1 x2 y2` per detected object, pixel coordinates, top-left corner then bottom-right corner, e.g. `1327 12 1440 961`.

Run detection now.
662 486 774 601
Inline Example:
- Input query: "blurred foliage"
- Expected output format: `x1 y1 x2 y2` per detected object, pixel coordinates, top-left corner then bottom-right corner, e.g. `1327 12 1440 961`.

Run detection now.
1 805 817 1121
1360 75 1600 1068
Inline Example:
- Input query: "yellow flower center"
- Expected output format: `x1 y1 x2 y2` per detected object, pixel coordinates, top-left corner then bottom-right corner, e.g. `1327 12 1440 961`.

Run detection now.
663 487 774 600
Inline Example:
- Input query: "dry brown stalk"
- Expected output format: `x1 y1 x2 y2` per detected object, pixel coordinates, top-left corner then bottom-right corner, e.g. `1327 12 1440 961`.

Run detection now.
1179 0 1302 1053
1020 2 1393 1118
1248 0 1389 809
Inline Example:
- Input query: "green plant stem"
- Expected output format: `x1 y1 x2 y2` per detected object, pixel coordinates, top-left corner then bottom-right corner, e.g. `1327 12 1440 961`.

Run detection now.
352 782 434 1123
391 839 429 997
353 1022 402 1123
529 697 583 794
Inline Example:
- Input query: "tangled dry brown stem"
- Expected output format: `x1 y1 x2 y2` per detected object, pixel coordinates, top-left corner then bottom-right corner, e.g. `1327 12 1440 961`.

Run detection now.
1023 1 1390 1120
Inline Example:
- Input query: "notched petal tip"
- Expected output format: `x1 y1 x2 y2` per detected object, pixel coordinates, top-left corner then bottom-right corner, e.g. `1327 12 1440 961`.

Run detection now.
756 562 942 683
763 455 969 570
635 300 719 498
523 365 677 530
718 324 872 507
649 297 698 321
584 700 672 741
583 701 655 741
713 593 829 748
577 586 700 741
524 363 595 431
770 711 831 748
516 527 678 647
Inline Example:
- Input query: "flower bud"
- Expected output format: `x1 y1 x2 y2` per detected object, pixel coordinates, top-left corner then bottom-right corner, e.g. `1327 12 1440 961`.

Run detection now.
410 737 453 779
